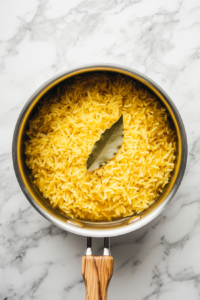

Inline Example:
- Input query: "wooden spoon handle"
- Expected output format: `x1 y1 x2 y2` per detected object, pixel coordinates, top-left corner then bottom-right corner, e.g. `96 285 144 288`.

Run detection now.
82 255 114 300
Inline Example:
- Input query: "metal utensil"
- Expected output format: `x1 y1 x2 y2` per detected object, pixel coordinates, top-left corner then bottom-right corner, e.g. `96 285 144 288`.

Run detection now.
12 64 187 299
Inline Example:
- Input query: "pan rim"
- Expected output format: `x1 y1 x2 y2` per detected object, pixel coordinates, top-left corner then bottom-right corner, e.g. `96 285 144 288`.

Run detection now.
12 63 187 237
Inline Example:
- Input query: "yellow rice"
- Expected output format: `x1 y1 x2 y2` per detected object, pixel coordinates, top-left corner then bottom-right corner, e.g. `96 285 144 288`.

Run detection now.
25 73 176 221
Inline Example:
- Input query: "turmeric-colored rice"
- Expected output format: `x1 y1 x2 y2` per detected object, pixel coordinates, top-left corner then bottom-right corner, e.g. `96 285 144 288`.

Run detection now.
25 73 176 221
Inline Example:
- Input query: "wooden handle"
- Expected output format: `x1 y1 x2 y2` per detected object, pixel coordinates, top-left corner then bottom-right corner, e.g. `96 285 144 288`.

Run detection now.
82 255 113 300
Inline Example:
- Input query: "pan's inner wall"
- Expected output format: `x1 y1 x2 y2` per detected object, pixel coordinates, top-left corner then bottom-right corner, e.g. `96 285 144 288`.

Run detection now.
15 67 182 230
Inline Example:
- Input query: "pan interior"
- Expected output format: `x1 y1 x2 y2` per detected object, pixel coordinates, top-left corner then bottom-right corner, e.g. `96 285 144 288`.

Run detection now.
14 66 182 232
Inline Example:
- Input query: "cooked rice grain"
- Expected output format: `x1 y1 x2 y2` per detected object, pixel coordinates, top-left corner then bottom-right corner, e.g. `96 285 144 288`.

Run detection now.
25 73 176 221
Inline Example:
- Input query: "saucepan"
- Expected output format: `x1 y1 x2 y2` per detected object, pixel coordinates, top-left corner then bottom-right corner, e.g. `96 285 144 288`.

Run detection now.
12 64 187 300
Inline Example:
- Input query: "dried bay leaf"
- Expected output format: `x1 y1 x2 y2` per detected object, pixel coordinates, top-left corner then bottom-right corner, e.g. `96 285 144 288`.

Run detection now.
87 115 124 172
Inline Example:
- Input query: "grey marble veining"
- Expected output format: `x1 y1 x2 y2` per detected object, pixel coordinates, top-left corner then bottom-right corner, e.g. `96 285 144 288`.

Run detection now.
0 0 200 299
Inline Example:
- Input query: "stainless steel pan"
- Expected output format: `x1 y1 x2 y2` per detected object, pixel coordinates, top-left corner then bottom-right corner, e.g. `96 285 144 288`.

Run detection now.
12 64 187 299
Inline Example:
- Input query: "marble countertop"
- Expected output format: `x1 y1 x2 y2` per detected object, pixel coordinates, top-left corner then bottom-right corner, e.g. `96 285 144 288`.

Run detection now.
0 0 200 299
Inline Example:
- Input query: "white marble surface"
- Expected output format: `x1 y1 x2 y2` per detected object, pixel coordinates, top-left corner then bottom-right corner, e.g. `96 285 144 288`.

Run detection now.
0 0 200 299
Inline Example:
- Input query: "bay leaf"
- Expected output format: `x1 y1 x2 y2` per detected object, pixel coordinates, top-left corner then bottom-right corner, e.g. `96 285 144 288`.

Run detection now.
87 115 124 172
